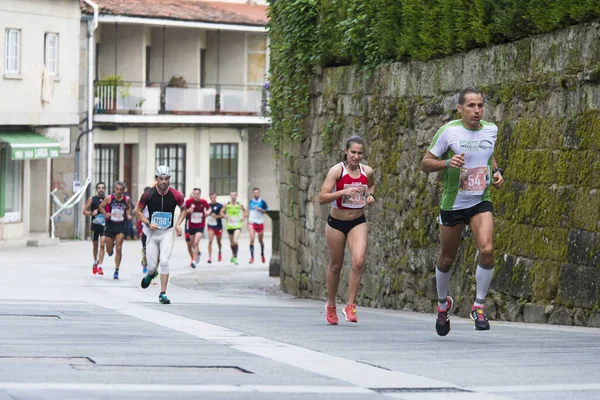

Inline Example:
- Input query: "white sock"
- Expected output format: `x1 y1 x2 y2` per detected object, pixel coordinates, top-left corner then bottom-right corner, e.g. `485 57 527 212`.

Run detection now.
475 264 494 306
436 266 451 310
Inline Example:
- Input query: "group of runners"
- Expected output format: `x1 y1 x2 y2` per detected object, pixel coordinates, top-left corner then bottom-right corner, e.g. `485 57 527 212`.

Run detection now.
319 87 504 335
82 86 504 335
83 166 269 304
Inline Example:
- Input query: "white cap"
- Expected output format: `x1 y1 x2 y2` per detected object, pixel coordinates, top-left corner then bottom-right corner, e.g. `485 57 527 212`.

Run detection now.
155 165 171 178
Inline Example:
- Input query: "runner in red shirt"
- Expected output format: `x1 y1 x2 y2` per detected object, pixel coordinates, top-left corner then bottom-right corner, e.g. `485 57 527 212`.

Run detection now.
318 136 376 325
185 188 210 268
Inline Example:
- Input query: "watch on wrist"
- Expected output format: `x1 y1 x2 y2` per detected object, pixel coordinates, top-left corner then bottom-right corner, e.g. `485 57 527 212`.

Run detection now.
493 168 504 175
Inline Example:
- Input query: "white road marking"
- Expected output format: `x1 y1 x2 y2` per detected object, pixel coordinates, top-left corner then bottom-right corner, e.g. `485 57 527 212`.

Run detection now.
0 383 372 393
477 383 600 393
90 296 512 399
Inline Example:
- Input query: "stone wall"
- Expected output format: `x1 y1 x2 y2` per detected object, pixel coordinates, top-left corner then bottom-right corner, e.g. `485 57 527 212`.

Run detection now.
278 21 600 327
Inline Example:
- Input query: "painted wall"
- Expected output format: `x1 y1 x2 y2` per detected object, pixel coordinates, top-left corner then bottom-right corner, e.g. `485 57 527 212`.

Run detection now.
97 23 145 83
204 31 266 87
0 0 80 126
247 127 276 232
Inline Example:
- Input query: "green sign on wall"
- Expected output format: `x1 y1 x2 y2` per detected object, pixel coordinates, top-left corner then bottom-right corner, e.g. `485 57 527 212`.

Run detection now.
0 131 60 160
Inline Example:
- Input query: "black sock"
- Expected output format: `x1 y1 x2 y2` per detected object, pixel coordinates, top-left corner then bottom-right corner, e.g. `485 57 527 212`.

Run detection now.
160 292 165 295
234 245 238 257
261 245 264 256
250 245 254 258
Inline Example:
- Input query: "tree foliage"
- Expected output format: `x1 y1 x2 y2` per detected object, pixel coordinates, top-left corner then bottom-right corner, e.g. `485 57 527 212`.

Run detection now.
266 0 600 146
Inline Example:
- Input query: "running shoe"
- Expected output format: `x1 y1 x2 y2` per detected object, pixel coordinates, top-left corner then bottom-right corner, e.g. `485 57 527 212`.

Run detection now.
92 263 98 274
471 305 490 330
249 257 254 264
343 303 358 323
190 260 197 269
218 253 222 262
141 271 157 289
436 296 454 336
107 250 113 257
159 293 171 304
195 252 201 264
97 267 104 275
230 256 234 263
142 266 147 274
325 303 338 325
207 258 212 264
113 270 119 280
232 257 238 265
261 255 266 264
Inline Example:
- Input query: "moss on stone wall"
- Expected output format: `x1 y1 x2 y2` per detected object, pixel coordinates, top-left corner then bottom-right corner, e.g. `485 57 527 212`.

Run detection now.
279 20 600 325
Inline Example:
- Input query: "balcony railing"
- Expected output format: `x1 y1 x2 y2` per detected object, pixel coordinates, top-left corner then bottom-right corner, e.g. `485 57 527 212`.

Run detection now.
94 81 269 117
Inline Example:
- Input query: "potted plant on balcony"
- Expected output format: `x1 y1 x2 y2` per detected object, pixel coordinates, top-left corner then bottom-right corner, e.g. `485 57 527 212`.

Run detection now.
130 97 146 115
167 76 188 88
95 75 130 114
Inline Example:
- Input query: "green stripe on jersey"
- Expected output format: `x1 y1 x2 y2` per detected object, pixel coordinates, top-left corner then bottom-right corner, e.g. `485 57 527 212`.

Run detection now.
440 149 458 210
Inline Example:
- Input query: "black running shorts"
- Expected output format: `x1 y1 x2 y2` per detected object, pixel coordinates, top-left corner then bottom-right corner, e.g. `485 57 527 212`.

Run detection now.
91 226 105 241
438 201 493 227
104 222 127 238
327 215 366 236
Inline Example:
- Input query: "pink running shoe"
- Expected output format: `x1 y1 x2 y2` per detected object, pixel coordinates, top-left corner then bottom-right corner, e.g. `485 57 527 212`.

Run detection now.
343 303 358 323
325 303 338 325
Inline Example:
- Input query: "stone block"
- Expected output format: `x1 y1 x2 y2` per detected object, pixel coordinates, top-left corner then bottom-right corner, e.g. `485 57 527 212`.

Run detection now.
283 276 298 296
548 308 574 326
587 313 600 328
506 297 524 322
279 213 297 248
523 304 547 324
361 274 379 301
574 308 588 326
493 254 533 300
557 264 599 308
567 229 600 265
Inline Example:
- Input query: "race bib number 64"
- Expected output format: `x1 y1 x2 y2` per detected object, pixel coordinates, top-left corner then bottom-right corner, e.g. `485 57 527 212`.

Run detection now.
459 166 490 195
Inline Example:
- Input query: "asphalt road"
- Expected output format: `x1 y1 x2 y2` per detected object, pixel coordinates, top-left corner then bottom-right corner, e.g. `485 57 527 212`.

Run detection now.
0 234 599 400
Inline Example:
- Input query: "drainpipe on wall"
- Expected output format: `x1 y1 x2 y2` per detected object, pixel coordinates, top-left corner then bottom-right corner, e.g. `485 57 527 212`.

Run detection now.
78 0 98 239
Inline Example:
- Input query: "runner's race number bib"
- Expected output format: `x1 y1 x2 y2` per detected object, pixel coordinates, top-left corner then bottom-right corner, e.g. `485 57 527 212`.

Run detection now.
110 208 125 222
151 212 173 230
459 166 490 195
228 216 239 226
190 212 204 224
92 213 106 226
207 215 217 226
341 183 368 208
